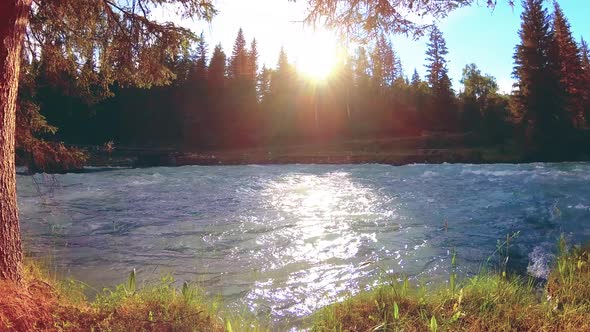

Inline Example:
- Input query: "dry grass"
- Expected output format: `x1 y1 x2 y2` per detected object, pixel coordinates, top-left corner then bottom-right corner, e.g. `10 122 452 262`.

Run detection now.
0 262 225 331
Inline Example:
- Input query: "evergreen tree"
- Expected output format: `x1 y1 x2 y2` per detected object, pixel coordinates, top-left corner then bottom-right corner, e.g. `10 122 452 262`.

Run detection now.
581 38 590 71
395 56 404 81
552 1 585 127
248 39 259 83
271 47 293 96
409 67 431 127
411 69 421 86
228 30 256 145
194 32 209 81
246 38 260 123
581 38 590 123
372 33 399 89
351 47 373 134
258 65 272 102
229 28 248 80
239 37 260 144
268 47 296 141
512 0 569 155
207 44 227 136
370 43 385 92
354 47 371 91
425 25 456 130
425 26 450 91
208 44 227 88
183 33 209 146
381 34 396 86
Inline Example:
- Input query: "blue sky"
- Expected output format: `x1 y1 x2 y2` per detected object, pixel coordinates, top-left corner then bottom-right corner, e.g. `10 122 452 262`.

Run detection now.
188 0 590 93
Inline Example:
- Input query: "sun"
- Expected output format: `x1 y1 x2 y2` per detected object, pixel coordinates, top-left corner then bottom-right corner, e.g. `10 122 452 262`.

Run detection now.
294 28 341 82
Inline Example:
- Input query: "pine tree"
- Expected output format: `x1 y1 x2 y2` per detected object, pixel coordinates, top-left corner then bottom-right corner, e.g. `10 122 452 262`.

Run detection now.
409 67 431 125
580 38 590 124
268 47 297 140
208 44 227 88
229 28 248 80
371 42 385 91
512 0 569 155
395 56 404 81
248 39 259 83
258 65 272 102
351 47 373 132
425 25 455 130
354 47 371 92
425 26 449 90
552 1 585 127
272 46 293 95
411 69 421 86
372 33 399 89
277 47 290 72
582 38 590 72
246 38 259 109
194 32 208 81
182 33 209 144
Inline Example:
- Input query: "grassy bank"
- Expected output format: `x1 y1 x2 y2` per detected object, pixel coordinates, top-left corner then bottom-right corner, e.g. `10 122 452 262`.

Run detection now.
312 238 590 331
2 239 590 331
0 262 228 331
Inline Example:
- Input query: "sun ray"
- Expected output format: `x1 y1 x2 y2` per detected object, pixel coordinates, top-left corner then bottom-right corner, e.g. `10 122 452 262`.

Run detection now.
293 28 341 82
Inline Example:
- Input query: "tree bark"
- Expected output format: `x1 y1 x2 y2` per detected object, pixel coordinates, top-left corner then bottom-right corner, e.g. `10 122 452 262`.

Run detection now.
0 0 32 282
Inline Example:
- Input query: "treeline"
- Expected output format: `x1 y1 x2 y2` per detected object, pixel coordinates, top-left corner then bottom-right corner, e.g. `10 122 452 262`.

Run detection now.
16 0 590 166
21 27 509 148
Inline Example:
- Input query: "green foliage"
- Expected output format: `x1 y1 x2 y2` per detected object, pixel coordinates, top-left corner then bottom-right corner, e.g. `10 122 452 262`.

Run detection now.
15 0 218 172
301 0 506 40
461 63 499 103
552 2 586 128
26 0 216 91
15 60 87 173
511 0 581 157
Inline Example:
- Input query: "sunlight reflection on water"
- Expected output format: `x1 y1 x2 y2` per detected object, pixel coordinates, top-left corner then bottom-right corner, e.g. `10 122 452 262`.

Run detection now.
249 172 389 317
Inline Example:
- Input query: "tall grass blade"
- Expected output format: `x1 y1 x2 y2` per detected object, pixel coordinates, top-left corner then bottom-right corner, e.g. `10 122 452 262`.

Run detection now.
430 315 438 332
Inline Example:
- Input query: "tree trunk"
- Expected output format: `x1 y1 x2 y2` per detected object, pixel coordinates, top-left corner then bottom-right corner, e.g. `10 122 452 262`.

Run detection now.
0 0 32 282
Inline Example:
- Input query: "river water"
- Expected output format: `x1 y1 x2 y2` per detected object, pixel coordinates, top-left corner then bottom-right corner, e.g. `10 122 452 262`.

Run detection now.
16 163 590 326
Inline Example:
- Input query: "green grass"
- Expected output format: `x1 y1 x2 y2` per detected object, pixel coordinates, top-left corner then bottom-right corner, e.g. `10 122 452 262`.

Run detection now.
311 237 590 332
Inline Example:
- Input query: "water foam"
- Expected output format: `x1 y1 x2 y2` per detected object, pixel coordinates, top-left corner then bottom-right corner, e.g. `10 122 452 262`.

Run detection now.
527 246 552 279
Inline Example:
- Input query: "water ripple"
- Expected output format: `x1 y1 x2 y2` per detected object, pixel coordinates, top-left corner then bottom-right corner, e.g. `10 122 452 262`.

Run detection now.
16 162 590 325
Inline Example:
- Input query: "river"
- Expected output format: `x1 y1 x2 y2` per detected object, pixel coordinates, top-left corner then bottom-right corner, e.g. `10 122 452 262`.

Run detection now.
16 163 590 326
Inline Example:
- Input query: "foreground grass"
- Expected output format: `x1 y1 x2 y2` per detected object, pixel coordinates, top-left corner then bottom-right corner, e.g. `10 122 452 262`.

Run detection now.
312 239 590 332
1 238 589 331
0 263 227 331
